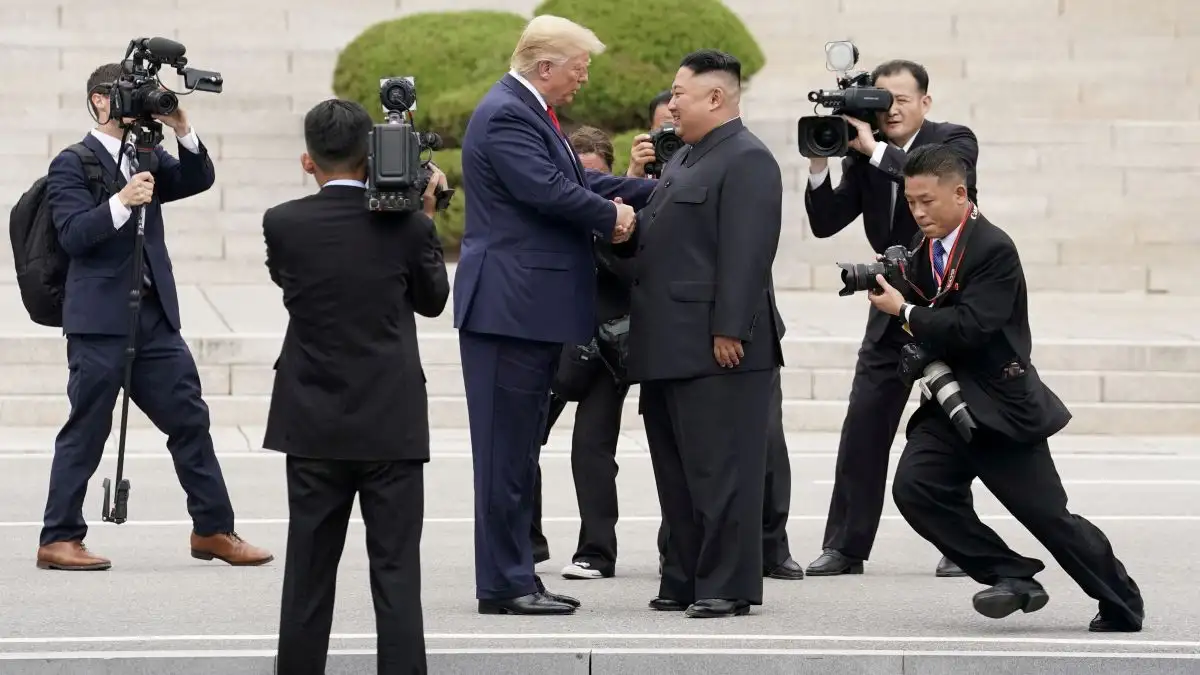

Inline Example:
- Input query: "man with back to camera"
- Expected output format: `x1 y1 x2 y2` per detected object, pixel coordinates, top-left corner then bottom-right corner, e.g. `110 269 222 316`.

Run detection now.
614 49 786 618
36 62 272 571
627 91 804 583
870 142 1145 633
803 59 977 579
263 98 450 675
453 14 658 616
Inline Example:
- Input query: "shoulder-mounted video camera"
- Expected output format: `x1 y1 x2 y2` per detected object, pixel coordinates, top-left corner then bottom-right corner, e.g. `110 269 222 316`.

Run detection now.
644 123 684 178
797 41 893 158
366 77 455 213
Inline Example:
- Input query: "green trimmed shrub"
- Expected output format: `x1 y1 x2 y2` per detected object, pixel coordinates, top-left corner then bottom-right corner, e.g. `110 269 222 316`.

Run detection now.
332 10 528 143
533 0 766 132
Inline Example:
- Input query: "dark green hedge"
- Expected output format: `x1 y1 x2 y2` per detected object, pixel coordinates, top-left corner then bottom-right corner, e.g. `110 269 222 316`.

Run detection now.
332 1 765 249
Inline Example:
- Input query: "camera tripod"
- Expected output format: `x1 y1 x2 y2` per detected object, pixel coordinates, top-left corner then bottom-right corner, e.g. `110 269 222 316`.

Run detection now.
100 118 164 526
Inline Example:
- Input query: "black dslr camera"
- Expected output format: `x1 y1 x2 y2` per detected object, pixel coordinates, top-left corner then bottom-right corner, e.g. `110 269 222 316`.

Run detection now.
836 244 911 297
644 123 684 178
797 41 893 158
366 77 455 213
109 37 222 125
899 343 978 442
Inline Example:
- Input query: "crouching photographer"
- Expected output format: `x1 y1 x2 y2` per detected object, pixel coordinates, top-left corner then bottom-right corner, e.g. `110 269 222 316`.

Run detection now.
865 142 1144 635
263 92 451 674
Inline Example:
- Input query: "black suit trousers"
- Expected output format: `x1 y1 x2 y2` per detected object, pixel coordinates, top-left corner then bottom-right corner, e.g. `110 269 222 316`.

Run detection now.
821 323 974 560
892 408 1145 628
657 367 792 568
644 368 774 605
276 455 427 675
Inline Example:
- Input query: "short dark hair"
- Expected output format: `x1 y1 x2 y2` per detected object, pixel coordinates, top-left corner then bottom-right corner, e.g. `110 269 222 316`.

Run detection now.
303 99 373 172
648 89 671 121
87 63 123 116
568 125 614 171
902 143 968 184
871 59 929 93
679 49 741 85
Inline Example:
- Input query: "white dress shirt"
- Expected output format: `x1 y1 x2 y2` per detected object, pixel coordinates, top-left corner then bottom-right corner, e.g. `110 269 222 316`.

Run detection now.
89 126 201 230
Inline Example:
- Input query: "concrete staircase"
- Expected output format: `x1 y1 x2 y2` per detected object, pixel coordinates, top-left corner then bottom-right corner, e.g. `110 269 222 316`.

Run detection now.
2 0 1199 436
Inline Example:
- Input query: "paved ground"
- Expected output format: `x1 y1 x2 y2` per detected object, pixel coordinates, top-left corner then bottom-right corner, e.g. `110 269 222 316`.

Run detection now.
0 428 1197 673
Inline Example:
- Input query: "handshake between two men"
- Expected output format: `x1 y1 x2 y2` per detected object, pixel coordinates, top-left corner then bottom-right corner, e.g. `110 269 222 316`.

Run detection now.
610 196 636 243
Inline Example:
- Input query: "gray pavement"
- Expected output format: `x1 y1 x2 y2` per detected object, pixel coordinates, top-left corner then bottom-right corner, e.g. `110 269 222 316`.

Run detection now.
0 429 1197 673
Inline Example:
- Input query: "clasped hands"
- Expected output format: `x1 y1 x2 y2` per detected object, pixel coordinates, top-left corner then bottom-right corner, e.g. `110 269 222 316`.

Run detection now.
611 197 636 243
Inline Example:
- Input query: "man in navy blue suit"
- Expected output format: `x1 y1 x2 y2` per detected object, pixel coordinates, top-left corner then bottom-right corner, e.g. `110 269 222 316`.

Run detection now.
454 15 658 615
35 63 272 571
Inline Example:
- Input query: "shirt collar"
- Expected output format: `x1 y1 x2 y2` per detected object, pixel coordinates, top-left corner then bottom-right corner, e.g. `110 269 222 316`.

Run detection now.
936 223 961 253
89 128 123 159
509 69 548 110
322 179 365 188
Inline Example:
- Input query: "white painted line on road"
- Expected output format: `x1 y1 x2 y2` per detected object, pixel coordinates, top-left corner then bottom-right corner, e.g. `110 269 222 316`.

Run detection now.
0 514 1197 528
0 648 1197 660
1 633 1197 649
2 451 1199 461
812 479 1200 486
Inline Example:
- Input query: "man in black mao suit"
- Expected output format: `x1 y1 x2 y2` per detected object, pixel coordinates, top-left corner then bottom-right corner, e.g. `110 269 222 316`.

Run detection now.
616 50 785 618
871 143 1144 633
804 59 974 579
264 99 451 674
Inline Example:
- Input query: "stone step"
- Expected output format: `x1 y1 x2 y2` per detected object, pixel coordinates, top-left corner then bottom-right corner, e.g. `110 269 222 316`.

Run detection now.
0 392 1195 436
4 330 1200 373
5 361 1196 406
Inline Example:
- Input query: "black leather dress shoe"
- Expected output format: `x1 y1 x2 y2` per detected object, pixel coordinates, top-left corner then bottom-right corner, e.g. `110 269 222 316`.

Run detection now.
972 578 1049 619
478 592 575 615
805 549 864 576
541 590 580 607
1089 611 1142 632
649 597 687 611
685 598 750 618
764 556 805 580
935 556 967 577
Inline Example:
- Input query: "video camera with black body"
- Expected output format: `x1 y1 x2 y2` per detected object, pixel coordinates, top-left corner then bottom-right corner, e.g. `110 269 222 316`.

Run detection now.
835 244 978 442
101 37 223 527
366 77 454 213
797 41 894 158
643 124 684 178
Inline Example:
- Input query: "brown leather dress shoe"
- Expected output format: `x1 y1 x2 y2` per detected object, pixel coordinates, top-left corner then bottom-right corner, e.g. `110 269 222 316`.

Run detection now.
190 532 274 566
36 540 111 571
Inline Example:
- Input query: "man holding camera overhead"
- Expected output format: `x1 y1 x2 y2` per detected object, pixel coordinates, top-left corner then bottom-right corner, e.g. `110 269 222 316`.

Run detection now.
36 62 272 572
802 57 978 579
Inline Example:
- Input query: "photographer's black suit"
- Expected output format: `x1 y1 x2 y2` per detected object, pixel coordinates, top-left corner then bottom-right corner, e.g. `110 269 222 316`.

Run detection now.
615 118 785 613
804 118 978 576
891 205 1144 632
263 182 450 674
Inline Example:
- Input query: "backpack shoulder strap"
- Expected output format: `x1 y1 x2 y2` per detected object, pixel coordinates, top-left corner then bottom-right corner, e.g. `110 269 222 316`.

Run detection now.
64 142 119 198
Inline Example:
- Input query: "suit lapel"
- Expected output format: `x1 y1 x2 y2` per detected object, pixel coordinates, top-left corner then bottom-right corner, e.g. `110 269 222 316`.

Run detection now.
500 74 585 183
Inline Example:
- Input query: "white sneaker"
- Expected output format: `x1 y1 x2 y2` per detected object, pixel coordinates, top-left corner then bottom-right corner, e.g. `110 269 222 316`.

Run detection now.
561 561 606 579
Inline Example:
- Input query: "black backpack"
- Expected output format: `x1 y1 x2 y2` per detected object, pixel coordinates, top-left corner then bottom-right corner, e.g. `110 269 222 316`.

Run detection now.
9 143 114 327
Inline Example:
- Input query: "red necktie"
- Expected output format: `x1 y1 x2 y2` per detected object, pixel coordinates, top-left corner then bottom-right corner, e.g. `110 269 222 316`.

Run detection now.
546 105 562 133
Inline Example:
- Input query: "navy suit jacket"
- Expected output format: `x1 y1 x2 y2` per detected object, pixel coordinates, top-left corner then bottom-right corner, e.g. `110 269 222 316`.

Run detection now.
453 73 657 346
46 132 216 336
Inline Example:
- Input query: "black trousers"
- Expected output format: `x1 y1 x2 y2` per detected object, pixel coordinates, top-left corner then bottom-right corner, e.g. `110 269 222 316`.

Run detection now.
821 326 973 560
892 408 1145 628
658 366 792 568
41 291 234 547
644 368 774 605
276 455 427 675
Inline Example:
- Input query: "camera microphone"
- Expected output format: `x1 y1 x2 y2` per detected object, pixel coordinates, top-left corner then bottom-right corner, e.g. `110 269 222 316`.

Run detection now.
133 37 186 62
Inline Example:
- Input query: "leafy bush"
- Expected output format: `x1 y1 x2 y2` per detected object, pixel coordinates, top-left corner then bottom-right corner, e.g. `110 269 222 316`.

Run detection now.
332 10 528 144
533 0 766 132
